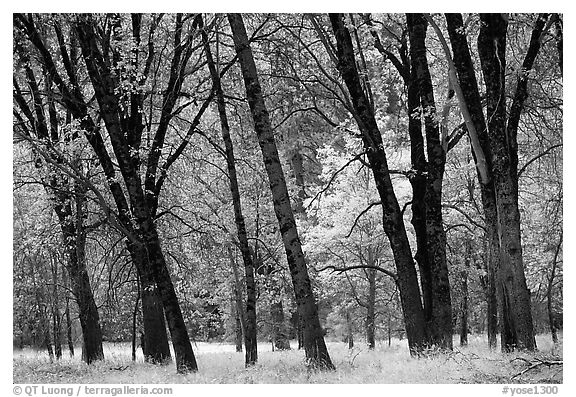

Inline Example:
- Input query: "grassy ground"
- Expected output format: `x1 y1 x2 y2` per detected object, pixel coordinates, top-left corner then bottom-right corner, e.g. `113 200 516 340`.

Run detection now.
13 333 562 384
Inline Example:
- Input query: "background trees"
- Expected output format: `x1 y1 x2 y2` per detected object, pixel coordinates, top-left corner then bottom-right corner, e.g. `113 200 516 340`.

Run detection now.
13 13 562 373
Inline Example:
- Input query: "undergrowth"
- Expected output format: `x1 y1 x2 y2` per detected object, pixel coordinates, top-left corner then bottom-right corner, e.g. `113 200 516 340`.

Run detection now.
13 333 562 384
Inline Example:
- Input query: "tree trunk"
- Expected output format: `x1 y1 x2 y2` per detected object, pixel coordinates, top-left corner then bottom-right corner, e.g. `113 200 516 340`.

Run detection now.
407 13 453 350
366 268 376 350
547 233 561 344
54 184 104 364
478 13 536 352
229 13 334 370
329 13 428 354
445 12 500 350
346 309 354 349
460 241 471 346
126 241 171 364
486 235 499 349
51 255 63 360
232 296 243 352
70 231 104 364
201 19 258 366
131 280 140 362
63 269 75 357
271 300 291 350
141 225 198 372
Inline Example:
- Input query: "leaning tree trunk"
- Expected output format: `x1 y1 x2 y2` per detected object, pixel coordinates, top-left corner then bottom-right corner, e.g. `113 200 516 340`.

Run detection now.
201 18 258 365
228 13 334 370
478 13 536 352
329 13 428 354
140 222 198 372
70 231 104 364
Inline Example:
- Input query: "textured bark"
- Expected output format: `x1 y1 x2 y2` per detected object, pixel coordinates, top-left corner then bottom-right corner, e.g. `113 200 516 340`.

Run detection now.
232 297 243 352
445 13 500 350
460 241 471 346
547 234 561 344
229 13 334 370
271 301 291 350
63 270 75 357
406 62 432 324
329 13 428 354
51 258 63 359
75 17 198 372
346 309 354 349
201 19 258 365
478 13 536 352
142 225 198 372
407 13 453 350
126 242 171 363
366 268 376 350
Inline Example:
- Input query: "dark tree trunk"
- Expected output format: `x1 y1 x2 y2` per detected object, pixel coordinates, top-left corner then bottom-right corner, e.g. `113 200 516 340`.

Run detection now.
547 233 561 344
290 147 308 216
63 270 75 357
51 256 63 360
233 297 243 352
407 73 432 324
297 313 304 350
53 182 104 365
201 19 258 366
445 12 500 350
141 226 198 372
460 270 468 346
486 236 499 349
478 13 536 352
229 246 246 353
70 231 104 364
131 280 140 362
126 241 171 364
460 241 471 346
330 13 428 354
366 268 376 350
407 13 453 350
271 300 291 350
228 13 334 370
346 309 354 349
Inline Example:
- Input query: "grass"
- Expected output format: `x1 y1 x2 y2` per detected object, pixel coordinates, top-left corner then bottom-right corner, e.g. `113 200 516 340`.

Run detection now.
13 333 562 384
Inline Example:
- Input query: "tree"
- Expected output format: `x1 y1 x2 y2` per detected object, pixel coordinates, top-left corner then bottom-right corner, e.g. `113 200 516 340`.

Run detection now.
228 13 335 370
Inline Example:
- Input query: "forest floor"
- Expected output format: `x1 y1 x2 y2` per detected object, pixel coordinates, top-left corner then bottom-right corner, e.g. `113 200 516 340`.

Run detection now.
13 333 562 384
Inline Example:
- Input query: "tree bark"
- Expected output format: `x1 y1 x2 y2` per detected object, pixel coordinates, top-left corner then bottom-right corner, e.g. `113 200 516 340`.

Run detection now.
126 241 171 364
271 300 291 350
51 255 63 359
346 309 354 349
201 17 258 365
366 268 376 350
407 13 453 350
228 13 335 370
63 269 75 357
445 12 501 350
329 13 428 354
478 13 536 352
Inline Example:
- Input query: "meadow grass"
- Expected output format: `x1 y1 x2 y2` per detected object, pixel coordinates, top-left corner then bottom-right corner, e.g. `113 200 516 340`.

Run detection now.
13 333 562 384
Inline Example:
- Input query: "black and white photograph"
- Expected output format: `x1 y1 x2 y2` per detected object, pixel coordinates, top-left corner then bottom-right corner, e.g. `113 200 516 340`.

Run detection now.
10 7 566 391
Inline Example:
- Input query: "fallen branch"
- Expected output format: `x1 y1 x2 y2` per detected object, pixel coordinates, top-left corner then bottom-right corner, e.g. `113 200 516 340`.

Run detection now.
511 358 563 379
